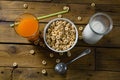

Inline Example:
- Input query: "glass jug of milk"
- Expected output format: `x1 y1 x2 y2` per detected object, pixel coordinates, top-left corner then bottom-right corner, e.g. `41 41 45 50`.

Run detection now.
82 13 113 44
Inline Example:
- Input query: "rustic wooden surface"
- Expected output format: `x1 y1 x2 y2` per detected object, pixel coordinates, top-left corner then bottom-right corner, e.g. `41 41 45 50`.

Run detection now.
0 0 120 80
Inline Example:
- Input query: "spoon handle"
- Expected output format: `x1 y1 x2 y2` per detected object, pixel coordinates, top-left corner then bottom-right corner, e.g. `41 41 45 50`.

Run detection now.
66 49 91 65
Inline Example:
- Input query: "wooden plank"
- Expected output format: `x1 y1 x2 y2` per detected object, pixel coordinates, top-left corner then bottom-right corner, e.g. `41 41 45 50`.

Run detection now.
96 48 120 71
0 1 94 24
87 71 120 80
67 70 88 80
13 68 66 80
1 22 120 48
0 1 119 25
2 0 51 1
67 70 120 80
26 0 51 1
52 0 120 5
0 44 95 70
13 68 120 80
0 68 12 80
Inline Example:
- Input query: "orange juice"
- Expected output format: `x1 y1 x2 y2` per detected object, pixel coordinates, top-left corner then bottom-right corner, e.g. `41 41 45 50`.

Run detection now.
14 13 39 41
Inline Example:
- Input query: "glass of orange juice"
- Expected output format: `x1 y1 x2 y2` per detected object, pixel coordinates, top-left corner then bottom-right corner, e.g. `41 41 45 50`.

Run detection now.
14 13 40 42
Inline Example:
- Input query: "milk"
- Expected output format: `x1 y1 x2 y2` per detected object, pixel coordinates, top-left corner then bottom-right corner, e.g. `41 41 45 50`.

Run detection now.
82 21 105 44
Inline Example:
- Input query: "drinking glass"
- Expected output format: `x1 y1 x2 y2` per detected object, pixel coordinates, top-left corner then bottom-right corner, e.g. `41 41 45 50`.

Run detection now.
82 13 113 44
14 13 39 41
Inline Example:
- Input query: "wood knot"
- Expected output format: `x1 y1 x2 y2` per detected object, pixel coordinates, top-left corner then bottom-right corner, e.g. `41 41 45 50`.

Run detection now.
8 46 17 54
1 71 4 74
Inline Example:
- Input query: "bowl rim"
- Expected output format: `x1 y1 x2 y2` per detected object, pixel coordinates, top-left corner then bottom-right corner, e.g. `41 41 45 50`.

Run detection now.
43 18 78 53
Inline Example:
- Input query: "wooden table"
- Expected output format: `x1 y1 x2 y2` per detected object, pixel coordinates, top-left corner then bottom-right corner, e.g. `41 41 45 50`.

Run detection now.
0 0 120 80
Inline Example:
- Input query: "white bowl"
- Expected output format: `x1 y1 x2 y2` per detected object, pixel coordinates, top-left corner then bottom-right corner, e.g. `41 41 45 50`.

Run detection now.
44 18 78 53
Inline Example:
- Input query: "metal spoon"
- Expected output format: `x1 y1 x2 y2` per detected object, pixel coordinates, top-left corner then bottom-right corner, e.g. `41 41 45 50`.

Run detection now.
55 49 91 74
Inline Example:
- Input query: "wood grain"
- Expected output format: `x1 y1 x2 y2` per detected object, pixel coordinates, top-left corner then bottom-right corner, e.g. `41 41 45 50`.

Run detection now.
0 1 119 25
67 70 120 80
96 48 120 71
2 0 51 1
0 68 12 80
0 44 95 70
52 0 120 5
87 71 120 80
0 1 120 25
0 1 94 25
12 68 120 80
13 68 66 80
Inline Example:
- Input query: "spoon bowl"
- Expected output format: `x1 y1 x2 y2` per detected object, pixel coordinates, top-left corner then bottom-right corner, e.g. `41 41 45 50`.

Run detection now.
55 63 67 74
